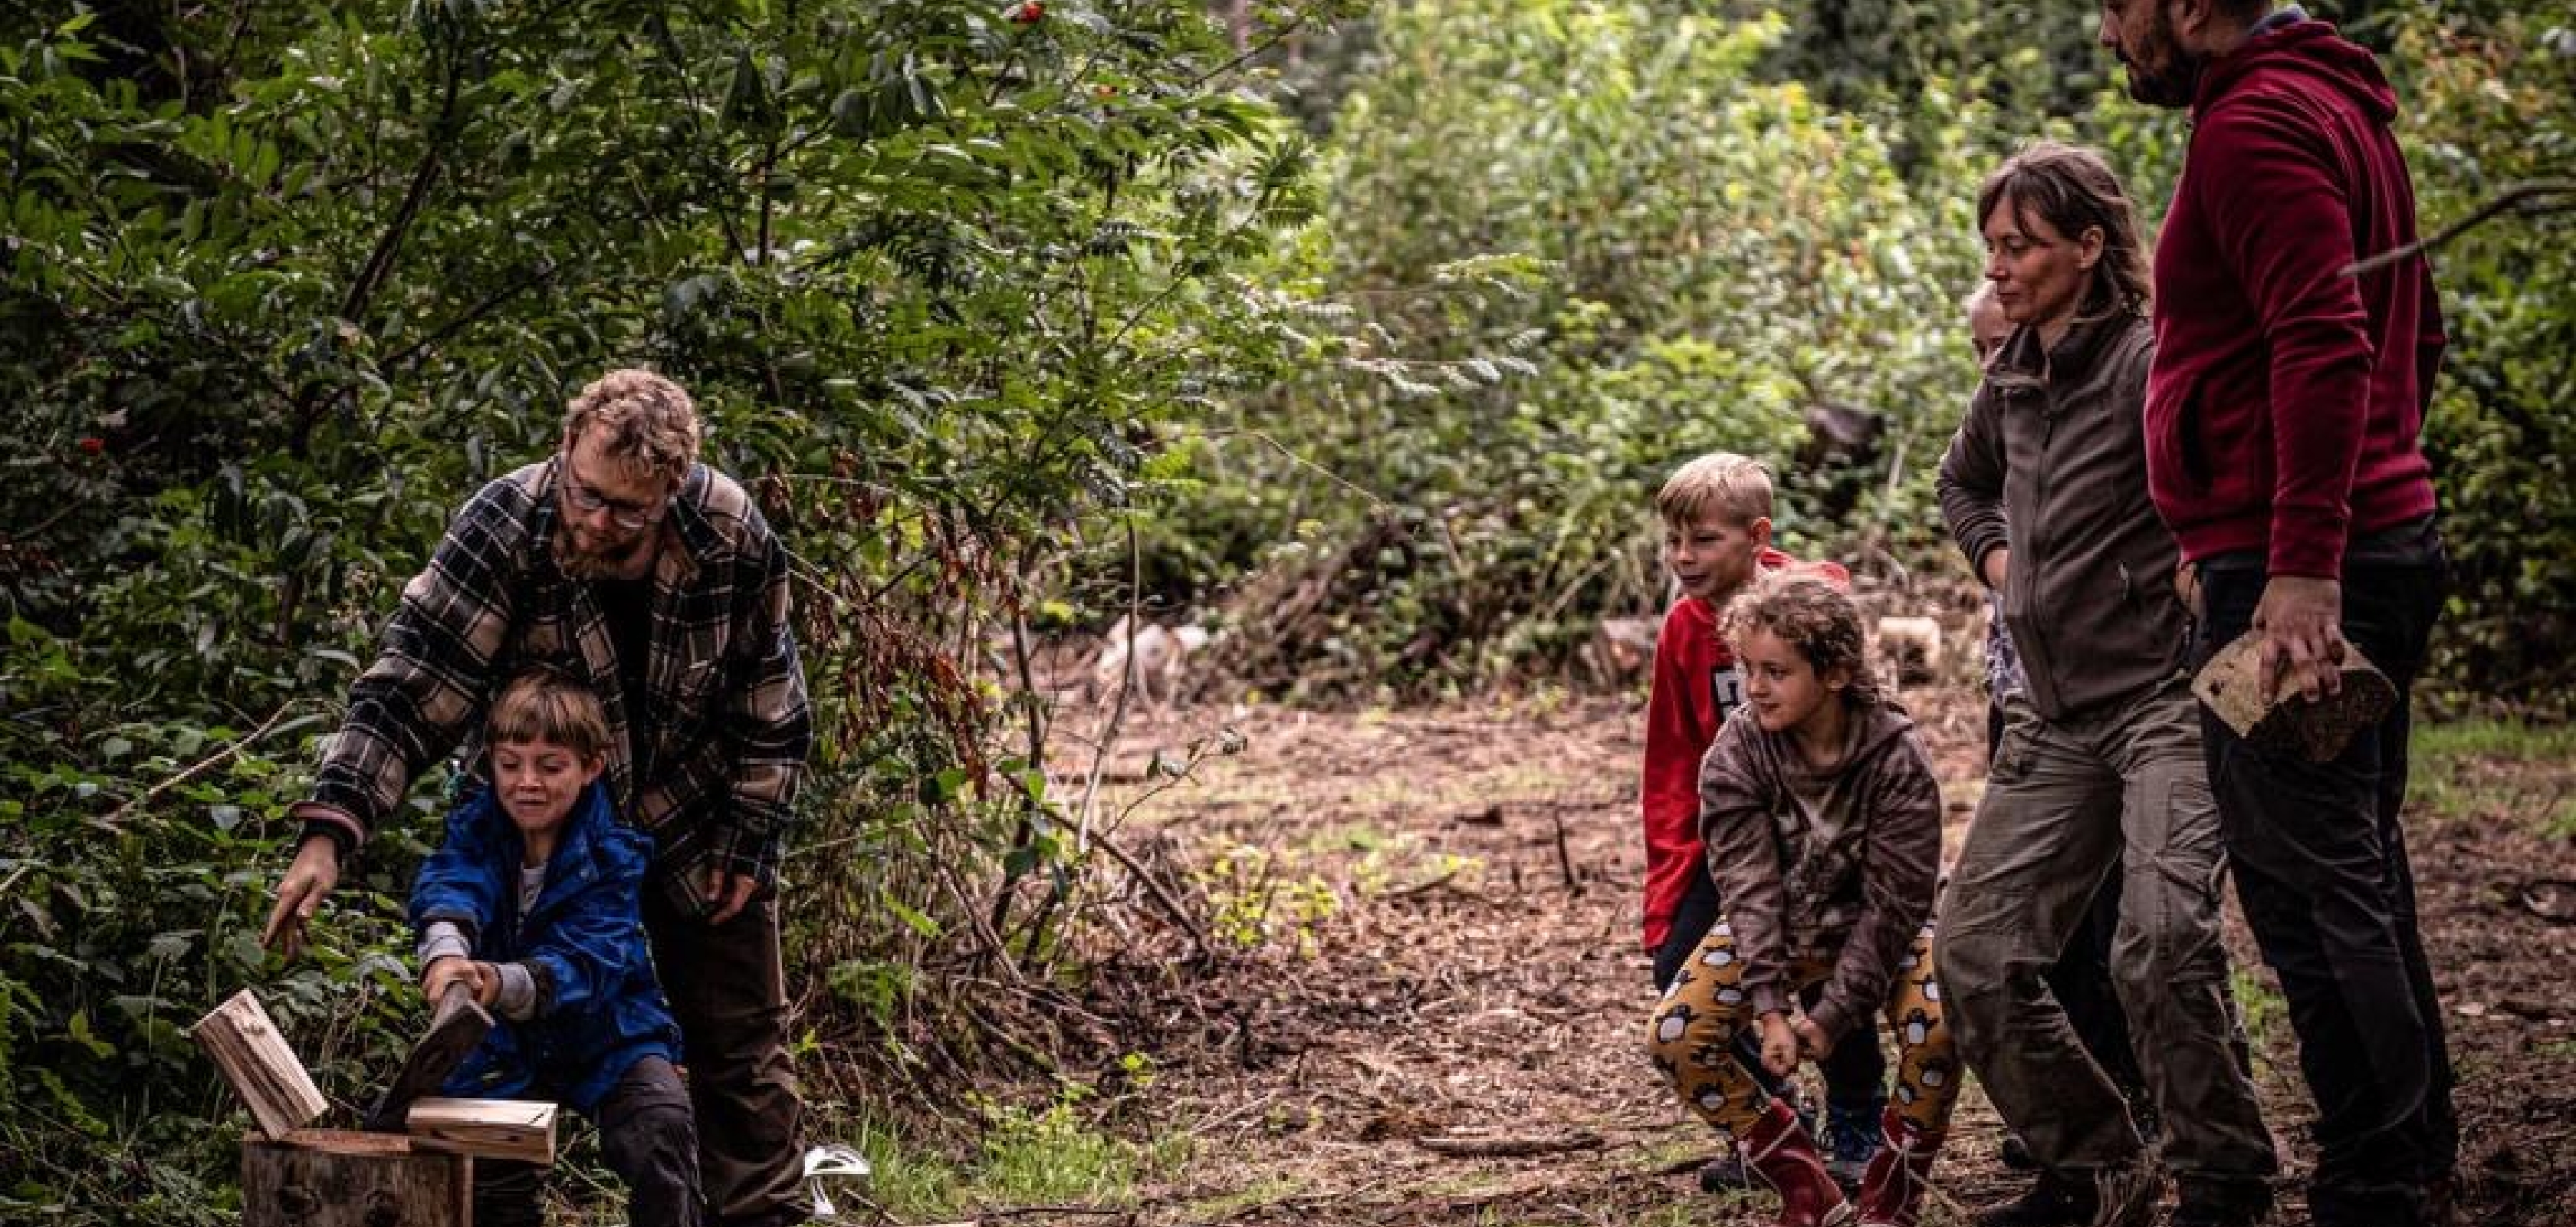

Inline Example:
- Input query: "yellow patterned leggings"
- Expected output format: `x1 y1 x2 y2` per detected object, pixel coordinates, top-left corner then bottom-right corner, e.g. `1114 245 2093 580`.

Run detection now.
1645 919 1962 1142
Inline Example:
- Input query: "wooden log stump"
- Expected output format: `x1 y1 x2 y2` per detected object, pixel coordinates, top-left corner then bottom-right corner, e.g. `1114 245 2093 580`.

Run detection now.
242 1130 471 1227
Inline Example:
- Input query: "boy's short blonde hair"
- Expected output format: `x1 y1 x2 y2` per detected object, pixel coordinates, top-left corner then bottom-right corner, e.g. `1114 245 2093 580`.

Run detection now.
488 670 612 760
563 369 702 485
1720 571 1882 706
1656 452 1775 528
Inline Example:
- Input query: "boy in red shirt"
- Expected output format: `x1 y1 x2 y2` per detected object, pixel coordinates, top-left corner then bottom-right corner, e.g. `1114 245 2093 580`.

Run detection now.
1638 452 1879 1190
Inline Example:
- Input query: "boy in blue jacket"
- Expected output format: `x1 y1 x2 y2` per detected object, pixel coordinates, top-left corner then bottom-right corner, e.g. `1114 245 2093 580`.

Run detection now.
411 670 700 1227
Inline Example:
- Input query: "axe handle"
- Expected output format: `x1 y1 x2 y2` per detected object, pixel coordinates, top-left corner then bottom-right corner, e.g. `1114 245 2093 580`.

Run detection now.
364 982 492 1133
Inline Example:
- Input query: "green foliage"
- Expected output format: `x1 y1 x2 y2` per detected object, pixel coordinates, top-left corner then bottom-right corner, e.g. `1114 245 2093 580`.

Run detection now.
2390 5 2576 706
1160 0 2572 710
2 0 1341 1213
1168 1 2031 695
969 1083 1150 1206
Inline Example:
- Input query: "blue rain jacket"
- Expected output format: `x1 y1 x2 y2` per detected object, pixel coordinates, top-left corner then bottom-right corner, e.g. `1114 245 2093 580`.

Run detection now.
409 782 681 1113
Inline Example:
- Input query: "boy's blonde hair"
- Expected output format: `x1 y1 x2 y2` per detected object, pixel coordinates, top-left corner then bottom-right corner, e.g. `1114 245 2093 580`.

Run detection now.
1720 571 1882 706
563 369 702 485
1656 452 1775 528
488 670 612 760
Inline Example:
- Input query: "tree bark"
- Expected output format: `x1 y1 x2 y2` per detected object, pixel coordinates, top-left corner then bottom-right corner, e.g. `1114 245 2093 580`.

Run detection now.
242 1130 471 1227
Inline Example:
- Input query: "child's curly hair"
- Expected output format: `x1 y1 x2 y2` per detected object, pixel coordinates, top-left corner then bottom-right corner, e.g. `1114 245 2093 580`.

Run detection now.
1720 571 1881 706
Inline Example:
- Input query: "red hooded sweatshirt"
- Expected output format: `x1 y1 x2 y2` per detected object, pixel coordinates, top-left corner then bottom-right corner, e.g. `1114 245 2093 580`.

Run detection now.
1637 548 1847 952
2146 19 2442 577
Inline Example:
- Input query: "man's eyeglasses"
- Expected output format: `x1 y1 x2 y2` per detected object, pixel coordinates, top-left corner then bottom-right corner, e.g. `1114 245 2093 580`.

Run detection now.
561 461 670 530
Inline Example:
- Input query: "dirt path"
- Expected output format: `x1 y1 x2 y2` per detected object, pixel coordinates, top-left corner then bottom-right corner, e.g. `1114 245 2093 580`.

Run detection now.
1050 687 2574 1227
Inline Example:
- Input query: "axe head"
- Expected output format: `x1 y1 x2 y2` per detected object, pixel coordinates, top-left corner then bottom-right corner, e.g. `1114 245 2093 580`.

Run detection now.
364 984 492 1133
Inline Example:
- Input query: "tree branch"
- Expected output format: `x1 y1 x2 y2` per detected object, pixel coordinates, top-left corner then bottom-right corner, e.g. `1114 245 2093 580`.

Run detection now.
2342 181 2576 278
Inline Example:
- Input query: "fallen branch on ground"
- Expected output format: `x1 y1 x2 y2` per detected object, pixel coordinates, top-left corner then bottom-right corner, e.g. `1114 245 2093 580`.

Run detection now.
1414 1129 1605 1158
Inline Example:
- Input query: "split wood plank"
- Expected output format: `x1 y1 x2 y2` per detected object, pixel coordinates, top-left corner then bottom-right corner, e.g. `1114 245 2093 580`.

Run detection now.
406 1096 558 1163
190 989 327 1140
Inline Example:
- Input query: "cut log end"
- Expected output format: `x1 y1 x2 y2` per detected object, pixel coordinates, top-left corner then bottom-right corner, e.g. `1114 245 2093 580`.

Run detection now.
2192 633 2396 762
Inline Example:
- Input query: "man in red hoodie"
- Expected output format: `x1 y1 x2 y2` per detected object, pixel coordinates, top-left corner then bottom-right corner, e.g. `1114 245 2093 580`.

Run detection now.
2101 5 2456 1225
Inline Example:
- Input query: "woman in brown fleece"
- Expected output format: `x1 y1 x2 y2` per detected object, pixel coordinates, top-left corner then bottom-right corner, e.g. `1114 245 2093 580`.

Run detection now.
1644 574 1959 1227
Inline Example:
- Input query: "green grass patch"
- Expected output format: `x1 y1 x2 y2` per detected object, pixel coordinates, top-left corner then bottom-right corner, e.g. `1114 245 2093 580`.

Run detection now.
800 1084 1184 1221
2407 718 2576 834
2231 966 2287 1055
971 1091 1150 1207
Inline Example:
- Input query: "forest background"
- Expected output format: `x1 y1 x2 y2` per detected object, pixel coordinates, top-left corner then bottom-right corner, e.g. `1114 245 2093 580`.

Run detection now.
2 0 2569 1219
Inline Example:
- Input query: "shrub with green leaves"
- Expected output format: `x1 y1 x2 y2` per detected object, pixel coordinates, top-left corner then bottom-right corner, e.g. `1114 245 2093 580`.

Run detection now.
2 0 1346 1212
1171 3 2010 696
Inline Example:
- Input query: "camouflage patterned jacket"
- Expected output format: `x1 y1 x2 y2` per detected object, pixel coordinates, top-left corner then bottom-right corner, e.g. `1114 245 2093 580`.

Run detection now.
1696 697 1942 1044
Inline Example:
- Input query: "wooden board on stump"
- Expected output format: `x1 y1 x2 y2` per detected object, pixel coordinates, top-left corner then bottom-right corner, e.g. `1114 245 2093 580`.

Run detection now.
242 1130 470 1227
406 1097 558 1164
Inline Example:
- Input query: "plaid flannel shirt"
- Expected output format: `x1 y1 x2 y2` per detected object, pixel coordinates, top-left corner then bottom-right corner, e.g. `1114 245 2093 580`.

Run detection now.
294 459 812 917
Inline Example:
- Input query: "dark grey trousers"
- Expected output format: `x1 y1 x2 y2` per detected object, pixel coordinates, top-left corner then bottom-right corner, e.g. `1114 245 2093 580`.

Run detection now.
1936 680 2277 1186
646 894 810 1227
474 1055 702 1227
2195 530 2457 1227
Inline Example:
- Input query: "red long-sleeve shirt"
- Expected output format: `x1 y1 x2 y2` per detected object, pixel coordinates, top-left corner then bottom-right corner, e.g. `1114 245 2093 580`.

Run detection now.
1637 549 1846 950
2145 20 2441 577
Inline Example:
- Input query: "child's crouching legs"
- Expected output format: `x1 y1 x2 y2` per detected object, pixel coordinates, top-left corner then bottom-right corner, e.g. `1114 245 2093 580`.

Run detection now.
600 1055 704 1227
1644 919 1770 1140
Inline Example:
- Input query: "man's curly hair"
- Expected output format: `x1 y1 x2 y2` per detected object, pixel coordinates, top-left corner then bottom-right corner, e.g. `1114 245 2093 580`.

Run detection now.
562 368 702 485
1720 571 1881 706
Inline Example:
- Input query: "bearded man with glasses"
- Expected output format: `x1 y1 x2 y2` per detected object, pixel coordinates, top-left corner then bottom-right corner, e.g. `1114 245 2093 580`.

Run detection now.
265 369 817 1227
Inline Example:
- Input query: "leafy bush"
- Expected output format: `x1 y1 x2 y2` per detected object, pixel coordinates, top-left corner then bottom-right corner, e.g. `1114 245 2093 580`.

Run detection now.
2393 5 2576 709
2 0 1342 1212
1168 3 2026 696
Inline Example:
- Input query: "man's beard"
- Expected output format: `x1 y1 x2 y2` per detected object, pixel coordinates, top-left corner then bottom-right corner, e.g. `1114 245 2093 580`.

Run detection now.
554 524 651 580
2121 12 2206 108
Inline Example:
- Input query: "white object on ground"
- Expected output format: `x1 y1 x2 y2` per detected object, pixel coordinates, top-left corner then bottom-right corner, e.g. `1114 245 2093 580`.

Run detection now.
802 1143 872 1219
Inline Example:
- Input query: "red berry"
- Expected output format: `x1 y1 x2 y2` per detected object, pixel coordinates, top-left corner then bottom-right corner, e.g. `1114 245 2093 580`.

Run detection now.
1006 1 1043 23
77 436 104 456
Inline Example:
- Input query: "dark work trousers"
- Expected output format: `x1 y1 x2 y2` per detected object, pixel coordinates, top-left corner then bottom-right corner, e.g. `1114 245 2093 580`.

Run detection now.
2193 519 2458 1227
1655 864 1888 1109
646 893 810 1227
475 1055 702 1227
1991 702 2145 1101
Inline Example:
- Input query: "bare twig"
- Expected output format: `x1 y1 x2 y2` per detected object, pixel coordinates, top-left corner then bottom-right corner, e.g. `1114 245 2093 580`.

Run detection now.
935 1201 1129 1222
1076 515 1145 854
2342 181 2576 278
99 701 313 828
1092 828 1212 962
933 858 1029 989
1184 1 1326 90
1551 811 1579 892
1414 1129 1603 1158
